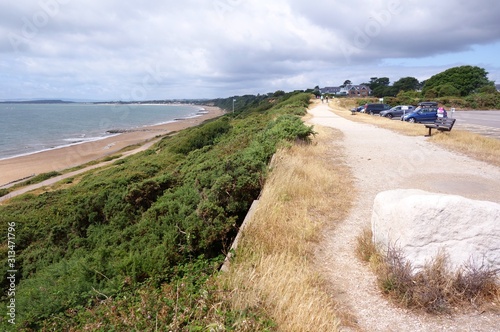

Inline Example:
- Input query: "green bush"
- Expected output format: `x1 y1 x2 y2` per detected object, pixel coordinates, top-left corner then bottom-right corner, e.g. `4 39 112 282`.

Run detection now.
438 83 460 97
169 117 231 154
264 114 316 143
16 257 100 328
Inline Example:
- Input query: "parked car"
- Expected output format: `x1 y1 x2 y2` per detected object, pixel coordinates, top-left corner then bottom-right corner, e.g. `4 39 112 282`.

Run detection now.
380 105 415 119
401 106 446 123
350 105 365 112
362 103 391 115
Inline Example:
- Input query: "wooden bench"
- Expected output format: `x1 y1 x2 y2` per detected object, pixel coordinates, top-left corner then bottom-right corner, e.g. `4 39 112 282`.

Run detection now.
424 118 456 136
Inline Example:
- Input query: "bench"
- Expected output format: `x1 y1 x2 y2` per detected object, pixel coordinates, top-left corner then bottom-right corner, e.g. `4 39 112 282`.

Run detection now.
424 118 456 136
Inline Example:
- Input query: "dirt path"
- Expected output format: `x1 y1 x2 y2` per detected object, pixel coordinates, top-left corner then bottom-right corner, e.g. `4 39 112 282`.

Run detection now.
308 102 500 331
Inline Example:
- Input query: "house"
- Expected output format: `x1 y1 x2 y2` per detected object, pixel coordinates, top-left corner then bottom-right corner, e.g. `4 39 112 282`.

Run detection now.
347 84 371 97
320 87 341 95
320 85 371 97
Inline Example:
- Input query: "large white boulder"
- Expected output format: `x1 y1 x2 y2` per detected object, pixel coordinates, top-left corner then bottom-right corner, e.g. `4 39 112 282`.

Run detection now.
371 189 500 272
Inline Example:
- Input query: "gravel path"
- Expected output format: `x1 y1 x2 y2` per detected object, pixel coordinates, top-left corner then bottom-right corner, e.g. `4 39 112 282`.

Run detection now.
308 102 500 332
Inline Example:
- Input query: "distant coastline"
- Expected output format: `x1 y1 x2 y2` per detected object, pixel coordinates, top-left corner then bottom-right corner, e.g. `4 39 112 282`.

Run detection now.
0 99 75 104
0 103 207 161
0 98 211 105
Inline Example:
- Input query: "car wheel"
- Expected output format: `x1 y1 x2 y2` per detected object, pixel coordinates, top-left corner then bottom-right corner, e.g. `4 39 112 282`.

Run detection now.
408 118 416 123
387 114 393 119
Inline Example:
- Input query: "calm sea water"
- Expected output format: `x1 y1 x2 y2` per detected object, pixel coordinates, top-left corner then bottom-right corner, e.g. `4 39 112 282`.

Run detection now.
0 103 203 160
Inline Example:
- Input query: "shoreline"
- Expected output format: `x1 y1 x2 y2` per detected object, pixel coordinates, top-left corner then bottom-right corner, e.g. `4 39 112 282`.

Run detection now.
0 134 122 162
0 106 225 187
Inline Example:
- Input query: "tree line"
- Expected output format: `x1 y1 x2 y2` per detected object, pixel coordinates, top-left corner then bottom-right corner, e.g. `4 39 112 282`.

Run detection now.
339 65 496 98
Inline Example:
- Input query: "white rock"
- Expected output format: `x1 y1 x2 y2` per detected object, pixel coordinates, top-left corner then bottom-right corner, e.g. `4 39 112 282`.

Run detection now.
371 189 500 272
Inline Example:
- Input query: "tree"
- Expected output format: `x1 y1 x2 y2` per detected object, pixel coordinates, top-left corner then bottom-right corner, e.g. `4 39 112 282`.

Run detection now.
424 88 438 99
396 90 421 105
369 77 390 90
422 65 494 96
372 85 397 98
438 83 460 97
273 90 285 97
478 85 497 94
312 86 321 97
341 80 352 87
392 77 419 93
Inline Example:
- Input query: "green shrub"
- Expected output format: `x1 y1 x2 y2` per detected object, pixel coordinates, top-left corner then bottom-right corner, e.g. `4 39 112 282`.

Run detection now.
16 257 98 327
170 117 231 154
264 114 316 143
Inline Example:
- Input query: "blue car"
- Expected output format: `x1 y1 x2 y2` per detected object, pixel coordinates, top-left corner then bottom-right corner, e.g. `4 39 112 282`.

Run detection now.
402 106 446 123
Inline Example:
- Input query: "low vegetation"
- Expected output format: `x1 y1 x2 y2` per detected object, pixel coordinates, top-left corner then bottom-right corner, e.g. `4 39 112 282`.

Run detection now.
357 229 500 314
0 92 318 330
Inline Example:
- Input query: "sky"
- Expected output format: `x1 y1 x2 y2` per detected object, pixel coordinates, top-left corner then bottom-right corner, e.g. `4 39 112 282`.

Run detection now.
1 0 500 101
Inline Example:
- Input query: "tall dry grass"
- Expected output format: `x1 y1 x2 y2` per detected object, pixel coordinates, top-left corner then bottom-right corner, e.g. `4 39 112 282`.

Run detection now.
329 99 500 167
218 125 353 331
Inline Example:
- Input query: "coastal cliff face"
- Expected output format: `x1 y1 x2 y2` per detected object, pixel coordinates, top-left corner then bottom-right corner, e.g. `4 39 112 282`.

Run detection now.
0 92 313 329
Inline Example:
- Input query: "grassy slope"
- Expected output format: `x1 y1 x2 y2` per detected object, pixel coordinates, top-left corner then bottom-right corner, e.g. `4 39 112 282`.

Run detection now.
0 93 315 331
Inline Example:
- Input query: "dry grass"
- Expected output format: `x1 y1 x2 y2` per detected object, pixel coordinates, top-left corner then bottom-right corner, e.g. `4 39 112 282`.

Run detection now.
219 125 354 331
357 228 500 314
356 228 380 263
329 99 500 167
431 130 500 167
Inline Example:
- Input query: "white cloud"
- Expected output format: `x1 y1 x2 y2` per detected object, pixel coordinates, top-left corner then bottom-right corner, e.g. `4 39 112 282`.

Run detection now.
1 0 499 100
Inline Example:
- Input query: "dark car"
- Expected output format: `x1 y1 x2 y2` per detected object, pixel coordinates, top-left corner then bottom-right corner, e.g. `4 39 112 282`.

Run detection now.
402 106 447 123
362 103 391 115
380 105 415 119
350 105 365 112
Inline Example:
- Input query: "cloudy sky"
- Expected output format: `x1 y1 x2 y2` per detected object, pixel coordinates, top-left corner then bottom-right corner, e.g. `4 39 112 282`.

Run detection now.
1 0 500 101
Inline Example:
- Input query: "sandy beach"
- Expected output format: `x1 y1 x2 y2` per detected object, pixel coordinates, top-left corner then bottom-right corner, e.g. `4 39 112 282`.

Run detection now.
0 106 225 187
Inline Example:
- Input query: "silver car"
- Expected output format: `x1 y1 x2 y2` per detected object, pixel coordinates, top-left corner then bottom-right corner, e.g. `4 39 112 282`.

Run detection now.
380 105 415 119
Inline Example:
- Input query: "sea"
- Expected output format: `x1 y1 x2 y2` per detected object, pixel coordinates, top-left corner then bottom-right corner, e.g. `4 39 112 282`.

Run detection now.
0 103 205 160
